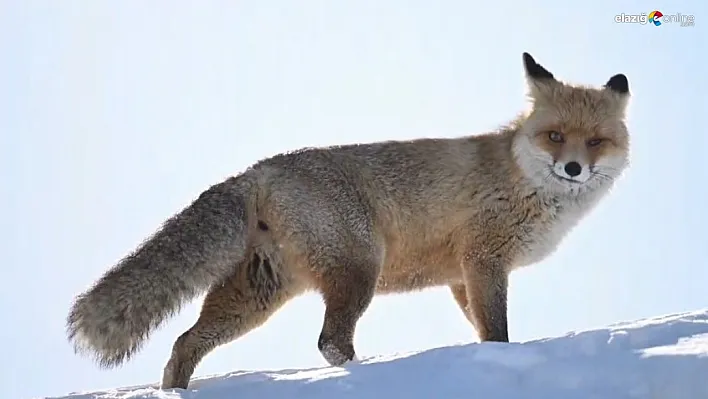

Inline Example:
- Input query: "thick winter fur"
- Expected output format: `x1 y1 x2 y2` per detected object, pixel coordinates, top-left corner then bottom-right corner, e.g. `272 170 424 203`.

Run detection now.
66 52 631 389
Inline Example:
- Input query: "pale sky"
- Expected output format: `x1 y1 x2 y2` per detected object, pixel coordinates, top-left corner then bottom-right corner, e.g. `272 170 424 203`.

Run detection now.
2 1 706 398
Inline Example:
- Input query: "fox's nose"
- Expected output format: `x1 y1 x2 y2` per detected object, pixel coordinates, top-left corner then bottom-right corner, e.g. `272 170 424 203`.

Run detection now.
564 161 582 177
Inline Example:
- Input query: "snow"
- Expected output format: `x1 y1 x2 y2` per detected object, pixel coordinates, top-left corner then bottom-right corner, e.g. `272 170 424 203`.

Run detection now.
49 310 708 399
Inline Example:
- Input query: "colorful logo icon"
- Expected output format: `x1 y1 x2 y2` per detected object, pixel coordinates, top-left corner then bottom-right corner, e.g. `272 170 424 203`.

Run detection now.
649 10 664 26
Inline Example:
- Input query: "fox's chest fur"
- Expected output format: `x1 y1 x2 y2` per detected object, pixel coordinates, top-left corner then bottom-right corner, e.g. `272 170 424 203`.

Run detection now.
375 190 599 293
511 196 588 268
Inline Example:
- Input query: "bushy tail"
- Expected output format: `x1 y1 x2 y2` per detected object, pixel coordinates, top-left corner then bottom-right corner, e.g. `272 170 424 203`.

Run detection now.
66 176 252 368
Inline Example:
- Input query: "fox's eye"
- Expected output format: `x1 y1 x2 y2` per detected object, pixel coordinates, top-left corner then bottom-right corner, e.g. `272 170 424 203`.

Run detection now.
548 131 564 143
587 138 603 147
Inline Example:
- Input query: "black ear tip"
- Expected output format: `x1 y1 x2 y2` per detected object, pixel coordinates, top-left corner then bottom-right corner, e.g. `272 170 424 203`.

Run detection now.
522 52 554 81
522 53 537 72
606 73 629 94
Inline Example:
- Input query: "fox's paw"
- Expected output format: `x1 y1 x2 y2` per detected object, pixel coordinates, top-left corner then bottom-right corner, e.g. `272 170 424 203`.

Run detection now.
161 355 190 390
318 339 356 366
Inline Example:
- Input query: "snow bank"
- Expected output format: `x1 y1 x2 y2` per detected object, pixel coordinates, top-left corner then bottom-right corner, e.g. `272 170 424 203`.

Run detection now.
49 310 708 399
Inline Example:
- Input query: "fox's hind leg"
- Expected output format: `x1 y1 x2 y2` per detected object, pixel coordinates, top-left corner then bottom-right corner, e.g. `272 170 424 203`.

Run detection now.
315 253 381 366
161 252 302 389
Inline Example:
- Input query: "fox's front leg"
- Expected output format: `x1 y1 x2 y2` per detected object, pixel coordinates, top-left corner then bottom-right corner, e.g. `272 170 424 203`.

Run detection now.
461 255 510 342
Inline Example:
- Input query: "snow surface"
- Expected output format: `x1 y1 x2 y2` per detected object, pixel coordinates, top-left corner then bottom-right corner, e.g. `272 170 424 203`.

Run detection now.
50 310 708 399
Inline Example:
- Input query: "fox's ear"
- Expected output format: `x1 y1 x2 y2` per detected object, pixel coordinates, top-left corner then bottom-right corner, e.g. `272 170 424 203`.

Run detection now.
604 74 630 95
522 52 558 100
523 52 555 81
604 73 630 113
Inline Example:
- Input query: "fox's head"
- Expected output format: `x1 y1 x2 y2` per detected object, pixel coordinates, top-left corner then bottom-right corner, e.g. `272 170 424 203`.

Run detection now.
512 52 630 196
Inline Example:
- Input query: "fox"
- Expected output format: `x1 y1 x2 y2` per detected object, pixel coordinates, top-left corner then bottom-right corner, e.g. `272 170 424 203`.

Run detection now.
66 52 631 389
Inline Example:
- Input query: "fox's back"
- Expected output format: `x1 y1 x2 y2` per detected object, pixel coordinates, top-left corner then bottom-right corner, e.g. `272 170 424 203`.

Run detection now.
250 132 525 292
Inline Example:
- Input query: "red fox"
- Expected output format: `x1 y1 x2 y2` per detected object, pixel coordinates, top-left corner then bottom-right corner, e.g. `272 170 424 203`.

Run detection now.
66 52 631 389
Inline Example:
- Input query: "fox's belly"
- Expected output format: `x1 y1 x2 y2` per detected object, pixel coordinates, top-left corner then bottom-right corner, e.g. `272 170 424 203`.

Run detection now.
375 264 463 294
375 248 463 294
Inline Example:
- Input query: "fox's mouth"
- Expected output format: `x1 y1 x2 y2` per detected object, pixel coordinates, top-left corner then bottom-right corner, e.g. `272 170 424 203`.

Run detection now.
548 169 583 185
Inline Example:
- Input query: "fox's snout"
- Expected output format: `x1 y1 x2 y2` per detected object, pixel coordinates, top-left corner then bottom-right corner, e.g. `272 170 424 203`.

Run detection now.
563 161 582 177
552 159 591 183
